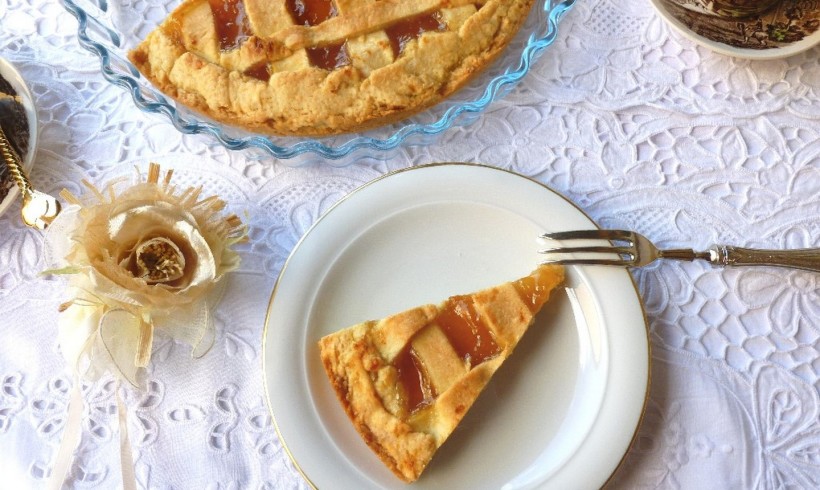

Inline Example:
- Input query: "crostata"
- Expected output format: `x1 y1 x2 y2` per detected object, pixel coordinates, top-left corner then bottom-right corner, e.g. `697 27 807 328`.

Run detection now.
128 0 537 135
318 264 564 482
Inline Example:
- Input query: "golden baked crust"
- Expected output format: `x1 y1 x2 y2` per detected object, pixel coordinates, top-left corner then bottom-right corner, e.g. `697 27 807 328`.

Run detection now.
318 264 564 482
128 0 536 136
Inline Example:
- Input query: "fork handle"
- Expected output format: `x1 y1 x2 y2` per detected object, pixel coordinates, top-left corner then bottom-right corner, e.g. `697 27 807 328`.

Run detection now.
707 245 820 272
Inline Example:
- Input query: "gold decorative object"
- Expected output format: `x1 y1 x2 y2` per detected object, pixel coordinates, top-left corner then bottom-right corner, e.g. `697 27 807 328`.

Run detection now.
43 162 246 490
0 125 60 229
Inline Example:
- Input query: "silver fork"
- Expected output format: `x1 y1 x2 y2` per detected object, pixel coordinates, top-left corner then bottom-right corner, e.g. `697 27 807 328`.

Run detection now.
539 229 820 272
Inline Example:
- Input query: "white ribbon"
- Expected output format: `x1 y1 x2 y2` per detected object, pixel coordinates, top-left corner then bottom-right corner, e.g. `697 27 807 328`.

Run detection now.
46 382 83 490
47 381 137 490
48 301 148 490
117 389 137 490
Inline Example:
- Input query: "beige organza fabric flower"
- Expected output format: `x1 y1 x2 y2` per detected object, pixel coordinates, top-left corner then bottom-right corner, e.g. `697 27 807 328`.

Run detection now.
45 163 245 387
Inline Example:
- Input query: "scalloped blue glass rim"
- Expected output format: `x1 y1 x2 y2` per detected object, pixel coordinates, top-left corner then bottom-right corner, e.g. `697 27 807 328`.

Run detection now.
61 0 576 159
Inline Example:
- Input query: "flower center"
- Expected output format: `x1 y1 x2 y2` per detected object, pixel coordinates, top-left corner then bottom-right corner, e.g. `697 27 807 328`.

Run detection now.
135 237 186 284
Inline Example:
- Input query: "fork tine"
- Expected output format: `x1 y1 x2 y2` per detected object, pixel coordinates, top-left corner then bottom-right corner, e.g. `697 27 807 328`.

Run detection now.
539 258 631 266
538 245 634 256
540 229 634 241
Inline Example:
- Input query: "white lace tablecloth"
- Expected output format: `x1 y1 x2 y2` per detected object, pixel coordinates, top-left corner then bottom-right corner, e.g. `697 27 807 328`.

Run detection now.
2 0 819 488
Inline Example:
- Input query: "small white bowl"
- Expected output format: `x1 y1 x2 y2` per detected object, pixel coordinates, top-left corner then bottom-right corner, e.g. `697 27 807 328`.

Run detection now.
0 56 38 218
651 0 820 60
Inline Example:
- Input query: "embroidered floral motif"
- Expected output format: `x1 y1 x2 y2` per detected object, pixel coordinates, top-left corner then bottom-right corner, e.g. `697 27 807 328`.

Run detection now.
0 373 25 433
755 366 820 488
209 385 239 453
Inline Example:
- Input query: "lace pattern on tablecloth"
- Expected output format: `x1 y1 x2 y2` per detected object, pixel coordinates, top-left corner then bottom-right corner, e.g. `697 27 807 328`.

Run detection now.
1 0 819 488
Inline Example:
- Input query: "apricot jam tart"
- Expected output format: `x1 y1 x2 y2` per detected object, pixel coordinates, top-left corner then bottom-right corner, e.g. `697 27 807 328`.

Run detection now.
128 0 536 136
318 264 564 482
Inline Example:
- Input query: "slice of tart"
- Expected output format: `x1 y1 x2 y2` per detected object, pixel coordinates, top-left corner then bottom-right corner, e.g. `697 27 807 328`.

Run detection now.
318 264 564 482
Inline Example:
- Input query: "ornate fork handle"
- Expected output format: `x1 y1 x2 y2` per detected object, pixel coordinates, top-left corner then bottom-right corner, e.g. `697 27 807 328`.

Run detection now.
706 245 820 273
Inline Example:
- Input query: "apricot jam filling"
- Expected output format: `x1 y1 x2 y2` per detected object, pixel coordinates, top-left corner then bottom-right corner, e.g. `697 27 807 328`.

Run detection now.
512 268 554 313
307 42 351 71
394 346 435 414
243 61 271 81
393 295 501 414
209 0 253 51
285 0 352 70
384 11 445 58
390 269 555 414
286 0 337 26
436 295 500 368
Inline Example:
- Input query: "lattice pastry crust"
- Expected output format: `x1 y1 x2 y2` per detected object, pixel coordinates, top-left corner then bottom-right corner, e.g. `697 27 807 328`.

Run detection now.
318 264 564 482
128 0 536 135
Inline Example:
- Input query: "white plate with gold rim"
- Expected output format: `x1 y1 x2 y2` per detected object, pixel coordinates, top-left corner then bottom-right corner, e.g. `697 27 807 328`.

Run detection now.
263 163 649 489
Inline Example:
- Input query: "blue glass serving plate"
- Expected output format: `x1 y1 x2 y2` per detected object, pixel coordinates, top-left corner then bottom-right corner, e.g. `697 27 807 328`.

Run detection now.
62 0 575 159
